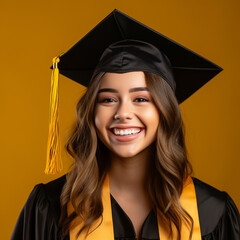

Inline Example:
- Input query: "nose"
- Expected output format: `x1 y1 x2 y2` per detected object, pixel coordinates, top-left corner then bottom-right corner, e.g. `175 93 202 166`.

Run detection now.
114 101 133 120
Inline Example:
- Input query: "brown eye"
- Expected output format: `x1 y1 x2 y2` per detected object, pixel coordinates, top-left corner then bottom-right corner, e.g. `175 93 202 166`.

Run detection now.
99 98 117 103
134 97 149 102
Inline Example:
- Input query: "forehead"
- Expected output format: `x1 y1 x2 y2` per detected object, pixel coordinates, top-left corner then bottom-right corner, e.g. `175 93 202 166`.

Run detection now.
99 72 147 89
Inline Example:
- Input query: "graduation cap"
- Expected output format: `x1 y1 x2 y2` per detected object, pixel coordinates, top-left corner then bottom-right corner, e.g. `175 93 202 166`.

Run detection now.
45 9 223 174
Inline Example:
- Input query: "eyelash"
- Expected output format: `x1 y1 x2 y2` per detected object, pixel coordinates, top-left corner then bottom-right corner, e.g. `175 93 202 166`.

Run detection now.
134 97 149 102
99 98 116 103
98 97 149 103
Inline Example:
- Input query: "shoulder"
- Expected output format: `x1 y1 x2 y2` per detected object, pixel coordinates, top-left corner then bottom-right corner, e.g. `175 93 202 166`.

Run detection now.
40 175 67 203
192 177 240 239
11 175 67 240
22 174 66 211
27 174 66 210
35 175 67 220
193 177 227 213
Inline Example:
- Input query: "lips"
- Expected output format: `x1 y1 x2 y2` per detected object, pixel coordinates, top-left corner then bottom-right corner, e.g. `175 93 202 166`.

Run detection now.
108 126 144 142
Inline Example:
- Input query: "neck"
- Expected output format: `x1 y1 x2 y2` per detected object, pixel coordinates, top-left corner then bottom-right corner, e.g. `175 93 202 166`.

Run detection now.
108 147 153 194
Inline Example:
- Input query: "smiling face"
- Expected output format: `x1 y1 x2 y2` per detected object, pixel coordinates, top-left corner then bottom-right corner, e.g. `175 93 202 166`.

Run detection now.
94 71 160 159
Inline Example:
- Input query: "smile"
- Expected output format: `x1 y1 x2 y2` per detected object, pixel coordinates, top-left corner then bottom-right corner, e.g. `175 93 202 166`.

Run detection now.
113 128 141 136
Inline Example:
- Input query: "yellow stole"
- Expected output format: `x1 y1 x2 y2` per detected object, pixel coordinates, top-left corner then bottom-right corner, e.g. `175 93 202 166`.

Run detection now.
68 175 202 239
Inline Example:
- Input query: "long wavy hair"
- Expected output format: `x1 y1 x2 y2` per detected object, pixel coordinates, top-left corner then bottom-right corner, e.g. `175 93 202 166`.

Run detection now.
59 72 193 240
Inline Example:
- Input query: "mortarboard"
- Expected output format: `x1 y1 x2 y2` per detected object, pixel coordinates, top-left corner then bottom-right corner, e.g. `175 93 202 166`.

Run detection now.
45 9 223 174
57 9 222 103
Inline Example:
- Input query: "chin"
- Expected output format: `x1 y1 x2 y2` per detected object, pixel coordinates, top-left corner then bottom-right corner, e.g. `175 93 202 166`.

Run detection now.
115 152 138 159
110 147 145 159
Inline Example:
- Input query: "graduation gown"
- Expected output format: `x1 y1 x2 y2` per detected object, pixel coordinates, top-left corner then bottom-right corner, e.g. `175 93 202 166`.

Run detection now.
11 175 240 240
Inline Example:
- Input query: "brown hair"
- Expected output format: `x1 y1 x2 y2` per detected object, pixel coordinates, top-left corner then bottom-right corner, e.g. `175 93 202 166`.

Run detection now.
59 72 193 240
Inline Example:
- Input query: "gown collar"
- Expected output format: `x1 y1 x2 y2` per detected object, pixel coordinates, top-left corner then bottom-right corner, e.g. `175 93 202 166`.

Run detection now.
68 175 202 240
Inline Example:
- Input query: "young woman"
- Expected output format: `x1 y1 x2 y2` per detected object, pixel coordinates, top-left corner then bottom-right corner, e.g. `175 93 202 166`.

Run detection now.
11 10 240 240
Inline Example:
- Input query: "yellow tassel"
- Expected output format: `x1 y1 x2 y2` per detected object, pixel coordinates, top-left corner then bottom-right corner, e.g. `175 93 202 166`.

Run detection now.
45 56 63 174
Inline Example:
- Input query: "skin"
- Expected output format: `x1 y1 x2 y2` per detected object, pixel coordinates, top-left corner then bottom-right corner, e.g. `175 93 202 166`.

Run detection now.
94 71 160 239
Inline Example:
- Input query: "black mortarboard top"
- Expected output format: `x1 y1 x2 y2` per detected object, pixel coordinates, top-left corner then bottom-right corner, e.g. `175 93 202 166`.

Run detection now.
46 9 223 174
56 9 222 104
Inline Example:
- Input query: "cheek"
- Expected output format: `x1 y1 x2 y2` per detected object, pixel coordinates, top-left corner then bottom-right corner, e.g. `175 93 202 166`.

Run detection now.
94 108 104 131
142 107 160 127
94 106 113 131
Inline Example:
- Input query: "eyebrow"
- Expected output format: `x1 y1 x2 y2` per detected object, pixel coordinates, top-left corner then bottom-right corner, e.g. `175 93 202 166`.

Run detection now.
98 87 149 93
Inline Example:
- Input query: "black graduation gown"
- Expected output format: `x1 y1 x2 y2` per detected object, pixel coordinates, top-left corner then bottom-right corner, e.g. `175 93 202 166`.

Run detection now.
11 175 240 240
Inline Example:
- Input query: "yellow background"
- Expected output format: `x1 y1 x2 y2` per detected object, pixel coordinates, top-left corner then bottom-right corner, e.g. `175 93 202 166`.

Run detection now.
1 0 239 238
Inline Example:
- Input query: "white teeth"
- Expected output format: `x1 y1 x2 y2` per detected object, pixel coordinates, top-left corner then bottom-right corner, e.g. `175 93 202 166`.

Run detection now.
113 128 141 136
124 129 130 135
